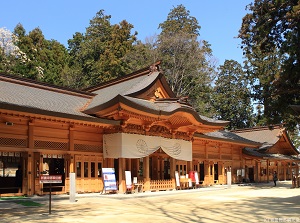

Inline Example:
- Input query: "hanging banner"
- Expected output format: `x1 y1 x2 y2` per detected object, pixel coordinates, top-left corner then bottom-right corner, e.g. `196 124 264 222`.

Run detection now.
102 168 117 191
103 133 192 161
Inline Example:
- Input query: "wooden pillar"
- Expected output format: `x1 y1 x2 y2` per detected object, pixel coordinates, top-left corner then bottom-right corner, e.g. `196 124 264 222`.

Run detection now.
69 126 74 172
26 152 33 196
288 162 292 180
187 161 192 174
218 162 223 184
266 159 270 183
255 161 260 183
296 162 300 188
283 162 287 181
27 121 34 196
69 155 75 173
143 156 150 191
127 159 132 171
131 159 139 178
170 157 176 179
118 158 126 194
212 162 215 183
33 152 42 195
221 162 225 184
276 161 279 181
152 156 158 180
204 161 209 185
160 156 164 180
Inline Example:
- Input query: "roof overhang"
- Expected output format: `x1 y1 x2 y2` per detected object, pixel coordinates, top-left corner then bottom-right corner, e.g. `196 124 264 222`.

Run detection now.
243 148 300 161
0 103 120 126
84 94 228 128
194 132 262 148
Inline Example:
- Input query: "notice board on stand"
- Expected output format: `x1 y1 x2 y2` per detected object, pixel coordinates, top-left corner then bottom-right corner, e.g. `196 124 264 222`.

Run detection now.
102 168 118 193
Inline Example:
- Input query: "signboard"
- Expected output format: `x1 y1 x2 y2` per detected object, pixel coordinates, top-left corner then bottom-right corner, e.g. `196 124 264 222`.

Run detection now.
40 175 62 183
194 172 199 185
227 171 232 188
125 171 132 189
175 171 180 187
39 174 62 215
102 168 118 191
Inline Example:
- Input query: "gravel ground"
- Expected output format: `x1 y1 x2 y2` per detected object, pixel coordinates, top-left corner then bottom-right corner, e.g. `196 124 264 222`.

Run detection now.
0 181 299 223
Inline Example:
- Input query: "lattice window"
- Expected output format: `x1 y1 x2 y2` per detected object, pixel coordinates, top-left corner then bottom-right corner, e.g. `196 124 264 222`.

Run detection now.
0 137 27 147
193 153 205 159
74 144 103 152
221 155 232 160
208 154 219 159
34 140 68 150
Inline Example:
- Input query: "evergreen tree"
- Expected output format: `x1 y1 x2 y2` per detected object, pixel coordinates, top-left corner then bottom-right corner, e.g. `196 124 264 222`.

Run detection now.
239 0 300 131
10 24 69 85
157 5 217 116
212 60 254 130
67 10 137 87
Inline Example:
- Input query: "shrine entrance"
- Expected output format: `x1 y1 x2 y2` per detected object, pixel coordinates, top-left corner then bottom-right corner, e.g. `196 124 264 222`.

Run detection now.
0 152 23 194
42 156 65 192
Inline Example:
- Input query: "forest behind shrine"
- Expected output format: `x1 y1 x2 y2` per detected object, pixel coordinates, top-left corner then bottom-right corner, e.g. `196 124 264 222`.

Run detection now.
0 1 299 148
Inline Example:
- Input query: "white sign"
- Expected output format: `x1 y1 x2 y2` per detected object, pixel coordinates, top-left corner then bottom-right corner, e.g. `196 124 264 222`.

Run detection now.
227 171 232 188
125 171 132 189
194 172 199 185
175 171 180 187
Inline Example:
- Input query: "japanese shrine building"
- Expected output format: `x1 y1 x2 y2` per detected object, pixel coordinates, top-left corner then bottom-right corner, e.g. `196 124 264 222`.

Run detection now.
0 62 299 196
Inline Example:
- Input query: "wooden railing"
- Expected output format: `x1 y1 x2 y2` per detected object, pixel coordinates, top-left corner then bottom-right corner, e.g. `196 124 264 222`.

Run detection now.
150 179 175 191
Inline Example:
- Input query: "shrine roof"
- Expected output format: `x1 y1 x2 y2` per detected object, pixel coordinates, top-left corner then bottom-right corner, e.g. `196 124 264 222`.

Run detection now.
232 126 282 145
0 73 118 125
243 148 300 160
195 130 261 146
232 126 299 155
84 71 164 111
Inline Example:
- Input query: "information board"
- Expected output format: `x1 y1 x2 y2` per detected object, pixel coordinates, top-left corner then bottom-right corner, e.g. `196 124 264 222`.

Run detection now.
40 175 62 183
102 168 118 191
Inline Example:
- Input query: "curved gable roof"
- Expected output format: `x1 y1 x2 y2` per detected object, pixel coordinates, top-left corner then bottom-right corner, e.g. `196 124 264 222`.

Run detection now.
84 71 168 112
232 126 299 155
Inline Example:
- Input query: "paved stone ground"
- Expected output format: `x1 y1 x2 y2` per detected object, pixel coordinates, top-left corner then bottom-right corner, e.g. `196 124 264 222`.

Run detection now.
0 181 299 223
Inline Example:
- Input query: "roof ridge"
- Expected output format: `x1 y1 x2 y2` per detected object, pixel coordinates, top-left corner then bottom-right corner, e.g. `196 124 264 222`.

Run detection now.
84 61 161 92
231 124 283 133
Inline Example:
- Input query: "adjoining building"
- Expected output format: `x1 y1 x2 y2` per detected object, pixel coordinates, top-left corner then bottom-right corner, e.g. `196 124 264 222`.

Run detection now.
0 62 299 196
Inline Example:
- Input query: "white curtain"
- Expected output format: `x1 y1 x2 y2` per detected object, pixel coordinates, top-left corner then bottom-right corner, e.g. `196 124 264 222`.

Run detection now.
103 133 192 161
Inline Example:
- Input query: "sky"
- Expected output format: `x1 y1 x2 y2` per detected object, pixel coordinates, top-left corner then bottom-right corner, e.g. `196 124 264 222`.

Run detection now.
0 0 251 66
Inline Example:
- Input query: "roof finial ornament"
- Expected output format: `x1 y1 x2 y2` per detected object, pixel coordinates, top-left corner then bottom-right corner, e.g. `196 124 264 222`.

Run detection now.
149 64 159 72
178 96 189 104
